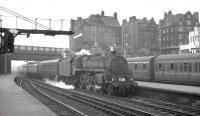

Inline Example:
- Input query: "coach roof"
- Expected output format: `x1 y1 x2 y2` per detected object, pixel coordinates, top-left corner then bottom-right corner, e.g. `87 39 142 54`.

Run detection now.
39 59 61 64
127 56 156 62
155 53 200 61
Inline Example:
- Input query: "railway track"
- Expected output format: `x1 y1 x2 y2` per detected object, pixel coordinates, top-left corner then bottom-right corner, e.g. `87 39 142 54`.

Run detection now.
73 87 200 116
32 79 159 116
14 77 88 116
16 77 200 116
92 92 200 116
128 96 200 116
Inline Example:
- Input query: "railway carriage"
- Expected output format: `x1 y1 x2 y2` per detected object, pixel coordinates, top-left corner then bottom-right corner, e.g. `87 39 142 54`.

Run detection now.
58 58 73 82
127 53 200 85
38 59 60 80
154 53 200 84
18 62 38 78
127 56 156 81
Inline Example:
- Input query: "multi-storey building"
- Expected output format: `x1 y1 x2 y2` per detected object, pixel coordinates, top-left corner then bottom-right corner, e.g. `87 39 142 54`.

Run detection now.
122 16 159 57
69 11 121 55
180 27 200 53
159 11 199 54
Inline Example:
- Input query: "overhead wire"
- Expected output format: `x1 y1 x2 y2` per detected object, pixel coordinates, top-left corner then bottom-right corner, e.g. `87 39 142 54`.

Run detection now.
0 5 50 30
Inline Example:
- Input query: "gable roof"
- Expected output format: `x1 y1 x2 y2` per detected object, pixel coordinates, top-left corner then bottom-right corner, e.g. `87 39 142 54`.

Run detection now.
101 16 120 27
148 18 156 25
86 14 120 27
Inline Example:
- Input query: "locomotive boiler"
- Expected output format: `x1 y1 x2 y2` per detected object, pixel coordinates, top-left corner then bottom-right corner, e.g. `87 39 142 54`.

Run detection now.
74 53 136 95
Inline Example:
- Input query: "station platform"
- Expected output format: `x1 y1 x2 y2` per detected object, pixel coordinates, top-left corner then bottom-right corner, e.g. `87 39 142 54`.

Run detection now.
136 81 200 96
0 74 56 116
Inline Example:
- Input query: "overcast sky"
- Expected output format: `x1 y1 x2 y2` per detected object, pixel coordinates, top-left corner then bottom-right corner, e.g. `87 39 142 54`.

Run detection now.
1 0 200 48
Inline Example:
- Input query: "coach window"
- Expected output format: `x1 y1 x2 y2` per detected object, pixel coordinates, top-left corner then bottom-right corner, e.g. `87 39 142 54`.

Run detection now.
174 63 178 72
143 63 146 70
135 64 137 69
180 63 183 72
166 63 170 71
189 63 192 72
194 62 198 72
199 63 200 72
158 63 162 71
170 63 174 71
188 63 192 72
163 63 165 71
184 63 188 72
155 64 158 70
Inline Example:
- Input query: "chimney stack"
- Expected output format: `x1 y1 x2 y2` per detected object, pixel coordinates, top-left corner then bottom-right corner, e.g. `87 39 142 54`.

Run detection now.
114 12 117 18
101 11 104 16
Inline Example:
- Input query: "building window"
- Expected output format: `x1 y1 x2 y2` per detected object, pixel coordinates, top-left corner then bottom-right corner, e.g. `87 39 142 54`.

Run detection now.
94 26 96 31
179 34 182 39
187 20 191 25
179 27 183 31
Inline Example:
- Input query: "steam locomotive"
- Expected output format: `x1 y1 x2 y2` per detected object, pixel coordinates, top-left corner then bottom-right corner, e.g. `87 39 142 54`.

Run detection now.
18 52 137 95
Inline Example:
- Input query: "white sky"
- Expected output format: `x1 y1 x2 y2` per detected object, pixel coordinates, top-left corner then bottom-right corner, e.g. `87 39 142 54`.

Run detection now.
1 0 200 48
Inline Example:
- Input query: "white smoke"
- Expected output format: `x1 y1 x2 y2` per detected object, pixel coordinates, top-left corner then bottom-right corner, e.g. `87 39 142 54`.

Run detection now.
110 46 114 51
75 49 91 55
44 79 74 89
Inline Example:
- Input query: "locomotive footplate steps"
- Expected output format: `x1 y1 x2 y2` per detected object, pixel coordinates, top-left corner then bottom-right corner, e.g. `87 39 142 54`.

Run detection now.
0 74 56 116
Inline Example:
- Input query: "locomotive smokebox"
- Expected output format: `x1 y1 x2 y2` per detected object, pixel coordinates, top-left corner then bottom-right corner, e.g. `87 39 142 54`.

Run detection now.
109 55 129 75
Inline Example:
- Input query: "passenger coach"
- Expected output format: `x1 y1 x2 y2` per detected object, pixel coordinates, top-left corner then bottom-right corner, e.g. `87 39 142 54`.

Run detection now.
154 53 200 84
127 56 156 81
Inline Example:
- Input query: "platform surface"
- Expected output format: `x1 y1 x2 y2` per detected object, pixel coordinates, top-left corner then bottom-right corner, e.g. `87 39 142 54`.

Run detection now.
0 74 56 116
136 81 200 96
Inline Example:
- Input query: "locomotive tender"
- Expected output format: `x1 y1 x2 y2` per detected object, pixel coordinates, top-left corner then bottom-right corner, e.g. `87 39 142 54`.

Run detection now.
19 52 137 95
127 53 200 85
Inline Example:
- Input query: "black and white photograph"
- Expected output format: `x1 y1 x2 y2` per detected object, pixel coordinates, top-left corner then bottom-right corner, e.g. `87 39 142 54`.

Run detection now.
0 0 200 116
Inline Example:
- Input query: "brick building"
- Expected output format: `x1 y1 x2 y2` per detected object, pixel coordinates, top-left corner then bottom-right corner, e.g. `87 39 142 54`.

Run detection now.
69 11 121 55
159 10 199 54
122 16 159 57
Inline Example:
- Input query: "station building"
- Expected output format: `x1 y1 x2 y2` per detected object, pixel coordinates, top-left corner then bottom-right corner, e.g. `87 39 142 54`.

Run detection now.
159 11 200 54
69 11 121 55
121 16 159 57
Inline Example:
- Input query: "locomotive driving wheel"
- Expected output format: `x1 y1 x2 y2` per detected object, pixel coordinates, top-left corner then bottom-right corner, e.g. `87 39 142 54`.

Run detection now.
119 86 126 96
107 85 115 96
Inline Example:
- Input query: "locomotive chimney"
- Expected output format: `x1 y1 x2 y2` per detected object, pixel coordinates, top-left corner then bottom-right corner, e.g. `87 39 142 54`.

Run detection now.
111 50 117 56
